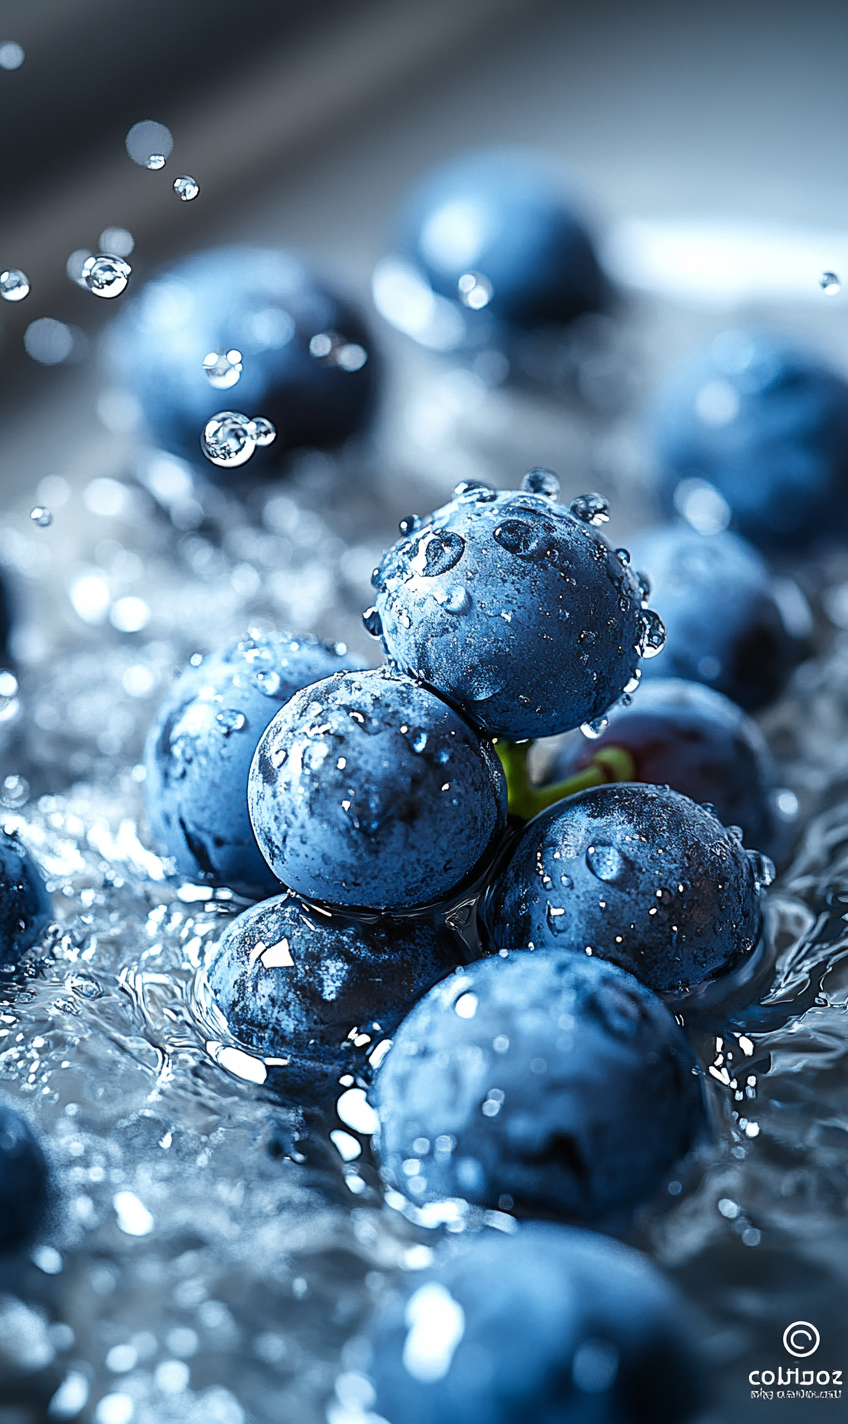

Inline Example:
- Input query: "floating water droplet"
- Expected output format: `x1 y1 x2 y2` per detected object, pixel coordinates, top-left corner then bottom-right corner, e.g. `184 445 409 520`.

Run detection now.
0 268 29 302
457 271 493 309
581 715 609 739
308 332 368 371
413 530 466 577
748 850 775 890
623 668 642 695
81 254 131 299
126 120 174 168
247 417 276 447
399 515 420 535
0 41 25 70
362 607 383 639
216 709 246 735
253 669 283 698
638 608 666 658
521 468 560 500
586 843 628 884
203 349 243 389
29 506 52 528
614 547 630 565
570 492 610 525
821 270 841 296
173 175 199 202
200 411 257 468
439 585 471 614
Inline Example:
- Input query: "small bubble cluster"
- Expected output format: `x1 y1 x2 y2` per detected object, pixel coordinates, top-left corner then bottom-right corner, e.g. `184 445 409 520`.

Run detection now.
202 349 243 389
201 411 277 468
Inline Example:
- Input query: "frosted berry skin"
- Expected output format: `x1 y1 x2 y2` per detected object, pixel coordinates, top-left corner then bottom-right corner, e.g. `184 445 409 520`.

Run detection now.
482 784 767 998
630 524 801 713
0 831 51 964
372 953 706 1223
397 147 606 330
106 246 377 467
371 483 653 741
549 678 779 856
653 330 848 551
362 1223 704 1424
248 668 507 912
204 892 463 1098
0 1100 49 1253
144 634 365 899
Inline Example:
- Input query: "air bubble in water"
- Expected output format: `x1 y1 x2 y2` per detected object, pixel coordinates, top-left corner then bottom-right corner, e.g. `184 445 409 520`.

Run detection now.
248 417 276 447
820 271 841 296
126 120 174 168
173 175 199 202
203 349 243 389
30 507 52 528
201 411 256 469
638 609 666 658
81 254 131 299
0 269 29 302
521 468 560 500
570 493 610 525
457 272 493 309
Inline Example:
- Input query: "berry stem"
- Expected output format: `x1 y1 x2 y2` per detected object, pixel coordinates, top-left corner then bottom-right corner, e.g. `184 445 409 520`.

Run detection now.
494 740 635 821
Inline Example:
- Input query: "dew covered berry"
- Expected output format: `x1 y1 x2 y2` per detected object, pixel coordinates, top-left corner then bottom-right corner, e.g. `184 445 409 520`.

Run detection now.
203 891 464 1099
361 1222 704 1424
247 667 507 912
0 1098 49 1253
482 783 770 997
144 632 365 898
372 952 706 1223
370 473 662 741
0 830 51 965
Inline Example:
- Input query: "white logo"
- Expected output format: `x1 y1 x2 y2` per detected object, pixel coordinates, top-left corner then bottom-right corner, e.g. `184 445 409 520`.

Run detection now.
783 1322 820 1358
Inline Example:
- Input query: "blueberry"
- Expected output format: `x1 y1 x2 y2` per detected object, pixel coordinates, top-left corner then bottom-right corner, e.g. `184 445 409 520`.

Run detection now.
372 952 706 1223
372 479 657 740
396 147 606 331
203 891 463 1098
144 633 365 898
106 246 378 468
549 678 780 856
247 667 506 912
360 1221 704 1424
652 329 848 550
0 1099 49 1253
482 784 769 997
0 831 51 964
629 524 804 712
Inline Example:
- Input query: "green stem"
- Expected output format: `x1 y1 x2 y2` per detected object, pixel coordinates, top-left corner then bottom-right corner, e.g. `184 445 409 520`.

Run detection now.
494 740 635 822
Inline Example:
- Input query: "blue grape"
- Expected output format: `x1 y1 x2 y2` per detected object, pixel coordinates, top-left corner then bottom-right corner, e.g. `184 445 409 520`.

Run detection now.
144 633 365 898
247 667 506 911
0 830 51 965
372 952 706 1223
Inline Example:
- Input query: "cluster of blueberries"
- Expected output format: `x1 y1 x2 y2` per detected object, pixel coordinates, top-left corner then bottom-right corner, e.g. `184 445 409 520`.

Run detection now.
4 144 848 1423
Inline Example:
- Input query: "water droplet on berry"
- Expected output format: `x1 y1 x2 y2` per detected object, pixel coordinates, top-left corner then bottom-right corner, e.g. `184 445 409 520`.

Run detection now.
586 843 628 884
406 729 428 754
81 254 131 298
636 571 651 607
413 530 465 577
581 715 609 739
570 493 610 525
203 349 243 389
614 547 630 565
438 585 471 614
623 668 641 695
748 850 775 890
821 270 841 295
466 664 504 702
30 506 52 528
453 480 496 502
638 609 666 658
173 175 199 202
521 467 560 500
493 519 534 555
216 709 246 735
0 269 29 302
362 607 383 639
545 903 568 934
201 411 257 468
399 515 420 535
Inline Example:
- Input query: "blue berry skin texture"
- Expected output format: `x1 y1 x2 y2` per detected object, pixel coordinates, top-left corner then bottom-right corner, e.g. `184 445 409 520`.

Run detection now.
550 678 780 857
0 1099 50 1253
106 246 377 467
248 668 507 912
371 478 659 741
482 784 769 998
397 147 606 330
630 524 803 713
0 831 51 965
145 633 365 899
653 329 848 551
372 952 706 1224
360 1222 704 1424
204 891 464 1098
